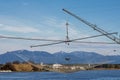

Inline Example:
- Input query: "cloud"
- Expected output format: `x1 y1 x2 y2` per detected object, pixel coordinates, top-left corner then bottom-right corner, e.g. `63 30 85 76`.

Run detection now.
40 17 84 38
0 23 3 26
0 24 39 33
0 16 119 55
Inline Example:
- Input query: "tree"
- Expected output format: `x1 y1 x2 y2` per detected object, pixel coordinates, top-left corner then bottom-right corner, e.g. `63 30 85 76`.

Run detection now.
13 61 20 64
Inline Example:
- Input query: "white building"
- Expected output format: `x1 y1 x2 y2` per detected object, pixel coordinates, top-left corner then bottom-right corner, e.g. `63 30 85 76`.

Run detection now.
52 64 63 69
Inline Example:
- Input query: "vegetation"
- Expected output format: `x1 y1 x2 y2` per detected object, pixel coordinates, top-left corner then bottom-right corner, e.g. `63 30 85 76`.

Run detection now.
95 64 120 69
0 61 120 72
0 61 44 72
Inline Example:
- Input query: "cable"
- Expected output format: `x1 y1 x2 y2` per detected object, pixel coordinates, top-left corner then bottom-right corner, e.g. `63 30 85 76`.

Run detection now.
0 35 62 41
31 32 117 47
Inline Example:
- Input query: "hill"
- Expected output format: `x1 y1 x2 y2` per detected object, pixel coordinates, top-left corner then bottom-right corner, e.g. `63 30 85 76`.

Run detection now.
0 50 120 64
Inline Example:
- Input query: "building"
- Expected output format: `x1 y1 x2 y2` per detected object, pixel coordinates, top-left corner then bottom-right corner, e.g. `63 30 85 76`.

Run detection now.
52 64 63 69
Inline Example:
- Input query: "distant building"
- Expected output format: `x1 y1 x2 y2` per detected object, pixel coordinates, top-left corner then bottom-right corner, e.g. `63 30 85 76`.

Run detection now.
40 62 43 66
52 64 63 69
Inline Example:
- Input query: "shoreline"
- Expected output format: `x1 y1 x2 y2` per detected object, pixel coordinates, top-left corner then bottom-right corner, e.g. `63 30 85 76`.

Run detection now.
1 63 120 72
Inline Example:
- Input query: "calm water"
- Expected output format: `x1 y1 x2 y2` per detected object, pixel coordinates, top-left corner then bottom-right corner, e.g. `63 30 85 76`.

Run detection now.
0 70 120 80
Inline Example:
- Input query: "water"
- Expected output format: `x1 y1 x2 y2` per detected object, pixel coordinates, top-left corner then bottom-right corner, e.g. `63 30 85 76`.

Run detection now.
0 70 120 80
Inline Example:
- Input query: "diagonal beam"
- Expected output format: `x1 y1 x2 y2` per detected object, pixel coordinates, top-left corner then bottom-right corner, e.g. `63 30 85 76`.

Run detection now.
63 9 120 44
31 32 117 47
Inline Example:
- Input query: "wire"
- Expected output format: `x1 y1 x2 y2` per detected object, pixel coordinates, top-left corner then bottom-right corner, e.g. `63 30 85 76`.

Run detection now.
0 35 62 41
63 9 120 44
14 53 41 69
30 41 65 48
72 41 116 44
0 32 116 42
31 32 117 47
71 32 117 41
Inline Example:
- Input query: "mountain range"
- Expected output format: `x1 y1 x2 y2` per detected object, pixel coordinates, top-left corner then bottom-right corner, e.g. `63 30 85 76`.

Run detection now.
0 50 120 64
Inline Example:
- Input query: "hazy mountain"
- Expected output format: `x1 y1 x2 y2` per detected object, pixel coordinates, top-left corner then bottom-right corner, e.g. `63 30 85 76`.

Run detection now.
0 50 120 64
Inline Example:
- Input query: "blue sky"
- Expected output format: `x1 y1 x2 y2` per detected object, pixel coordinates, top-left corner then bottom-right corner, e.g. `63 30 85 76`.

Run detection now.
0 0 120 55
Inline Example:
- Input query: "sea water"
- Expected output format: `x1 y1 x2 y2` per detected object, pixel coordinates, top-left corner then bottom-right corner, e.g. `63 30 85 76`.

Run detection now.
0 70 120 80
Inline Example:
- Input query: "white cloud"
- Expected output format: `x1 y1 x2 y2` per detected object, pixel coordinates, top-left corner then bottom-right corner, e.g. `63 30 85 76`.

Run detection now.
0 17 119 55
41 17 84 38
0 23 3 26
0 24 39 33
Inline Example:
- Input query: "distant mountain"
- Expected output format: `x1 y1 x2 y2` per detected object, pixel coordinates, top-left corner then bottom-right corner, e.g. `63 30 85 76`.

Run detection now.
53 51 106 64
0 50 55 64
0 50 120 64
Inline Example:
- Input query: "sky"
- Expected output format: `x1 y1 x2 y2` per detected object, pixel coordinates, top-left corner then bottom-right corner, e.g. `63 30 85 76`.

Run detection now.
0 0 120 55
